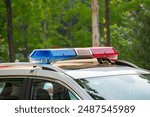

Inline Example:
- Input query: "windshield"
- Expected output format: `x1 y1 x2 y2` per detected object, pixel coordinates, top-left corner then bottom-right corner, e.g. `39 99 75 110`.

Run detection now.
76 74 150 100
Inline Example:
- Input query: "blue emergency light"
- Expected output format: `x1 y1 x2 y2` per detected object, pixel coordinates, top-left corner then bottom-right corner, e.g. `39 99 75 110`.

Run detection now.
29 47 118 64
29 49 76 63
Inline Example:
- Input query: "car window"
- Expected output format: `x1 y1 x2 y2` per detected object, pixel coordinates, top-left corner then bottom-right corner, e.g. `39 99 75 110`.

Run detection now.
0 78 24 100
30 79 78 100
76 74 150 100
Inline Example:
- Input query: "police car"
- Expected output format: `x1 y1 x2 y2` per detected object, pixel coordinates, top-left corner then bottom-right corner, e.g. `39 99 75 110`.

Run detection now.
0 47 150 100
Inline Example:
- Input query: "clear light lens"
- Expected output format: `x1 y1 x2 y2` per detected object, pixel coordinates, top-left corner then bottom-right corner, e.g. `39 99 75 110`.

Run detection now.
74 48 93 58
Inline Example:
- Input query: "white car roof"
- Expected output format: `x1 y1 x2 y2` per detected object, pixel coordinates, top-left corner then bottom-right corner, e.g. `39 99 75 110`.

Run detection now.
63 66 149 79
0 62 63 76
0 60 149 79
54 59 150 79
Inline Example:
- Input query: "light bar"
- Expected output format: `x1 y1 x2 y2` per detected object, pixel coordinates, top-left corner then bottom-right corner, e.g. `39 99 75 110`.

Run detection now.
29 47 118 64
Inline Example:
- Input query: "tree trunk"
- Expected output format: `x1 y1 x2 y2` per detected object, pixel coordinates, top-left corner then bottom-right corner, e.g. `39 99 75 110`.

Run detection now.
105 0 110 46
23 23 28 62
5 0 15 62
42 20 47 48
92 0 100 47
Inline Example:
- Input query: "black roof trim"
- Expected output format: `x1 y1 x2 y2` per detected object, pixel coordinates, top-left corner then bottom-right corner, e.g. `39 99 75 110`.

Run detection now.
116 60 139 68
42 67 57 72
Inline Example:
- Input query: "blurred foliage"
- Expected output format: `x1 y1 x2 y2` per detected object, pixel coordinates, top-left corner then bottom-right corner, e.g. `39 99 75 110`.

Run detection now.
127 4 150 69
110 24 131 60
0 0 150 69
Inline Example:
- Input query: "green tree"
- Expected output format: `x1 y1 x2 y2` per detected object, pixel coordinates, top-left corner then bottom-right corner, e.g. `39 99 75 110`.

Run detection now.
104 0 110 46
128 4 150 69
5 0 15 62
0 1 8 62
92 0 100 46
0 0 150 68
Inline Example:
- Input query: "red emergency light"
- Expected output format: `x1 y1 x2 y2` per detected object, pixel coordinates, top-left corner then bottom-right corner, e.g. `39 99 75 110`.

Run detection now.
90 47 118 61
